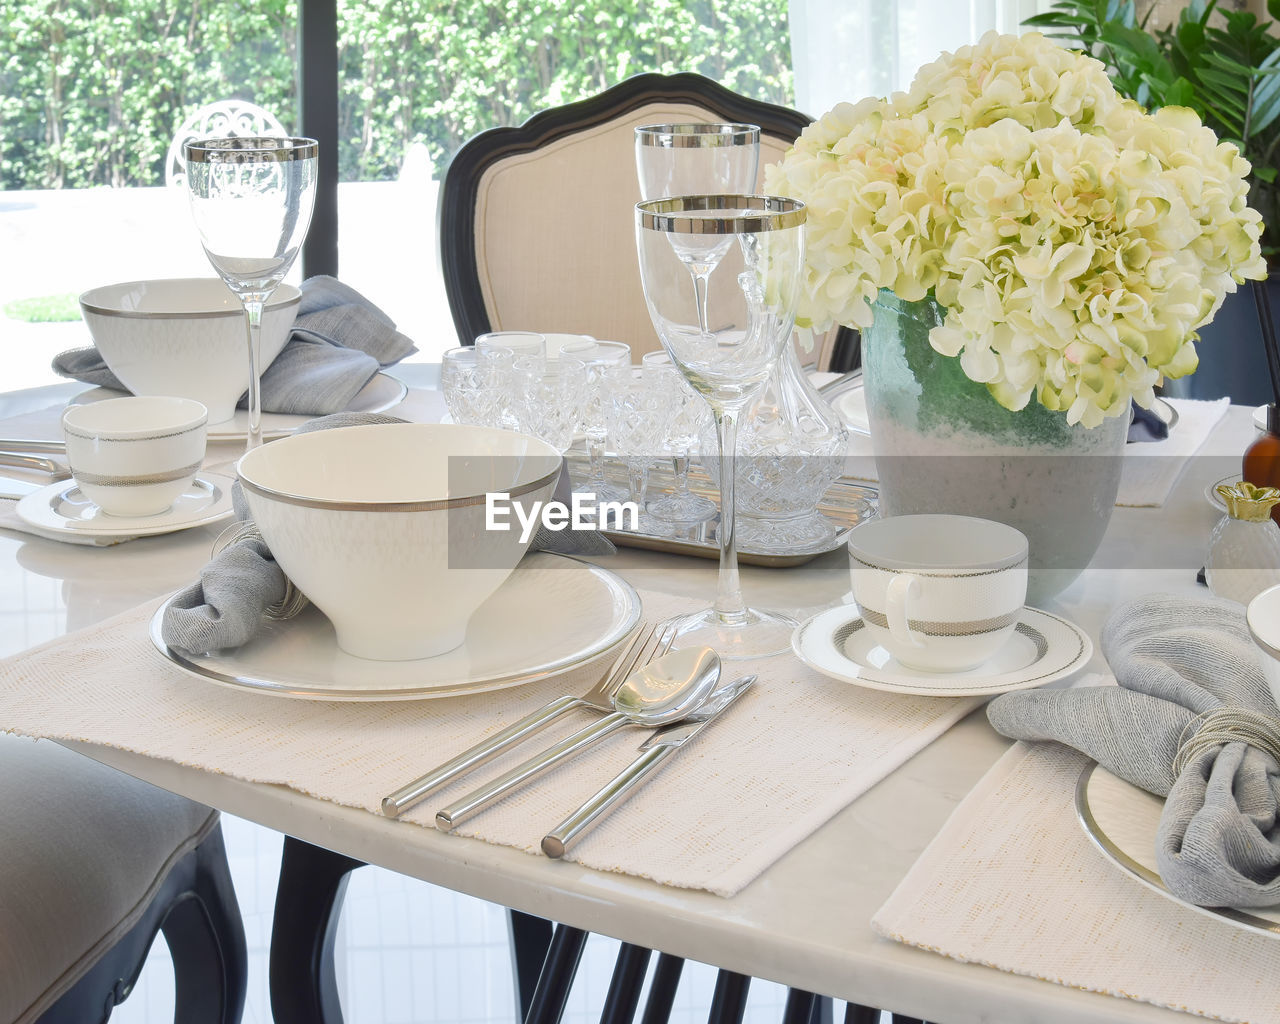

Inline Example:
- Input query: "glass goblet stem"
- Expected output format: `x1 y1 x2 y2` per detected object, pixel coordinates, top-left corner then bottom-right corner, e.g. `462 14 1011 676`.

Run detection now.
586 433 608 492
242 296 267 452
689 265 713 338
711 402 748 622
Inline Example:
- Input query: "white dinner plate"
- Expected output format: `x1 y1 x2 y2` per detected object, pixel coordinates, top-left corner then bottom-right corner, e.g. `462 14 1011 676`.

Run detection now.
1075 761 1280 939
149 552 642 700
71 371 409 442
16 472 235 538
829 381 869 435
791 604 1092 698
1254 404 1268 432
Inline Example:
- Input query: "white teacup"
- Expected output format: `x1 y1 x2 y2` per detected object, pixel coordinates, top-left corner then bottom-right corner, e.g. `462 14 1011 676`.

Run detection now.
62 396 208 517
1246 584 1280 711
848 514 1029 673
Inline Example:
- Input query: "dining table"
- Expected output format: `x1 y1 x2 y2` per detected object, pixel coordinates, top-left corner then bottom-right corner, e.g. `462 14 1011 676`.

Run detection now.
0 363 1266 1024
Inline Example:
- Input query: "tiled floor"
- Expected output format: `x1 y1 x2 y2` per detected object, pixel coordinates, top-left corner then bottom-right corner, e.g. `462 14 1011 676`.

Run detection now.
111 814 824 1023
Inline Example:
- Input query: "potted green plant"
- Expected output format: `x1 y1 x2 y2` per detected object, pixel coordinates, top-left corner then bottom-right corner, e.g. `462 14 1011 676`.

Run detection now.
1027 0 1280 400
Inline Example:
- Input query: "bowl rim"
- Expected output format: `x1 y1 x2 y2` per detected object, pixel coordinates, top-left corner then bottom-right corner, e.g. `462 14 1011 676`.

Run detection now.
62 395 209 440
79 278 302 320
1247 583 1280 660
237 423 563 513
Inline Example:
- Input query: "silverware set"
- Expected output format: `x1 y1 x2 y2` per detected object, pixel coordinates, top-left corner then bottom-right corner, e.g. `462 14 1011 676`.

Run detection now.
382 622 756 857
0 442 71 500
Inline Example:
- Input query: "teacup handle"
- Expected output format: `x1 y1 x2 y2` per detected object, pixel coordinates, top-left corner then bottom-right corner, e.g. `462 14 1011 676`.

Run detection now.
885 573 926 650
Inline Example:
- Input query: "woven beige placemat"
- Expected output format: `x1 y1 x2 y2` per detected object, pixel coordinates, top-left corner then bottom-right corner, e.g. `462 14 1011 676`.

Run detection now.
0 588 979 896
873 739 1280 1022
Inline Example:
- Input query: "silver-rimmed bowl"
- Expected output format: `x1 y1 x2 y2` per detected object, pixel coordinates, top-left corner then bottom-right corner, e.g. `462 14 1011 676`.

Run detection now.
237 422 563 662
79 278 300 424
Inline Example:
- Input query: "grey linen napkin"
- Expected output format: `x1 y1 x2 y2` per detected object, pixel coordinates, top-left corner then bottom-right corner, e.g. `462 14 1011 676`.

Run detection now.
54 276 417 415
987 592 1280 908
161 413 613 656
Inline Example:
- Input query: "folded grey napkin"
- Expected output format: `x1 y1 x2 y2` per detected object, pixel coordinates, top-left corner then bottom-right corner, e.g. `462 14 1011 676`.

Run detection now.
161 413 613 656
54 276 417 415
987 592 1280 908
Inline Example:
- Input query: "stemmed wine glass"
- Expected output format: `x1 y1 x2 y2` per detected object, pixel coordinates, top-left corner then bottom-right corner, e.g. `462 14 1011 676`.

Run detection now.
184 136 318 451
635 124 759 337
636 194 806 659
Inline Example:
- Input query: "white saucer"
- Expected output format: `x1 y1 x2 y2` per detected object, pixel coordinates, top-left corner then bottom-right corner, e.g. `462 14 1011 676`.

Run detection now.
149 552 642 700
71 372 409 442
1076 761 1280 939
1254 404 1268 431
1206 474 1241 512
829 382 870 435
791 604 1092 697
16 472 235 538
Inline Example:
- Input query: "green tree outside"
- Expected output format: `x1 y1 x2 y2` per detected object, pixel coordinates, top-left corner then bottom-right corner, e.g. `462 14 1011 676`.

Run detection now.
0 0 792 189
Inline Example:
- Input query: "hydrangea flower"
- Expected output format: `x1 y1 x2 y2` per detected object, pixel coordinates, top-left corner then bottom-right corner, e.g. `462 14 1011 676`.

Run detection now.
764 31 1267 427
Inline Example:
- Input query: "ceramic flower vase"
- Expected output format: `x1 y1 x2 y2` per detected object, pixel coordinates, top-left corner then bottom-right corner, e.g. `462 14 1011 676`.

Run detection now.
861 291 1128 604
700 338 848 549
1205 483 1280 605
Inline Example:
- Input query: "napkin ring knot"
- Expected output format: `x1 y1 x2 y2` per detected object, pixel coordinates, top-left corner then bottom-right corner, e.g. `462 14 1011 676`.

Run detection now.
211 521 309 621
1172 707 1280 776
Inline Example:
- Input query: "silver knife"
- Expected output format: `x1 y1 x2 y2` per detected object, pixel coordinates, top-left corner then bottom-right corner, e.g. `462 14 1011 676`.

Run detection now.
541 673 757 858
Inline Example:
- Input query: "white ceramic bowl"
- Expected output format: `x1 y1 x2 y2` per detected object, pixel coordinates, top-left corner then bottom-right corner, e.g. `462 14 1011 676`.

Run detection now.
61 396 208 517
79 278 301 424
1246 583 1280 711
237 423 563 661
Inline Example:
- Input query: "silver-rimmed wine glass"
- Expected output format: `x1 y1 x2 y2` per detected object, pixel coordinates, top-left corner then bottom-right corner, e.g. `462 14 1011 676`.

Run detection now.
636 193 806 659
635 123 760 338
184 136 318 451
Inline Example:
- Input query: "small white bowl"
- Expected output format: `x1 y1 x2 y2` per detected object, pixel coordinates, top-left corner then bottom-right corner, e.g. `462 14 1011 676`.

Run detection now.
62 396 208 517
1246 583 1280 711
79 278 301 424
237 423 563 661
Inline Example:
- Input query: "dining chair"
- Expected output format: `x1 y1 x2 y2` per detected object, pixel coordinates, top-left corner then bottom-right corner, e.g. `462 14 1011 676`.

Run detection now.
164 99 287 191
437 71 859 372
1 734 246 1024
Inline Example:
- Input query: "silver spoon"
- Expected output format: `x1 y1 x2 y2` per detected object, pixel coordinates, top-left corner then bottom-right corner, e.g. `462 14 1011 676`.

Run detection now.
435 646 722 831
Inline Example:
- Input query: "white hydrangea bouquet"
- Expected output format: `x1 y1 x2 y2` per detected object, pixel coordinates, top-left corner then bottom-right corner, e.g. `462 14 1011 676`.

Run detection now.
764 31 1268 427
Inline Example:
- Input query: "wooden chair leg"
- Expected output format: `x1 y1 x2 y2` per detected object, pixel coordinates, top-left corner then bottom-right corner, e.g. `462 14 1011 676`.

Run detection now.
783 989 838 1024
268 836 365 1024
161 824 249 1024
509 910 555 1021
706 970 750 1024
524 924 588 1024
638 952 685 1024
600 943 652 1024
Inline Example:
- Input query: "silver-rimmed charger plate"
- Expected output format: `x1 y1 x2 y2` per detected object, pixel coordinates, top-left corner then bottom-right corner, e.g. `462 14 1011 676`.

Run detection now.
149 552 642 700
16 472 235 538
791 604 1092 698
1075 761 1280 939
72 371 409 442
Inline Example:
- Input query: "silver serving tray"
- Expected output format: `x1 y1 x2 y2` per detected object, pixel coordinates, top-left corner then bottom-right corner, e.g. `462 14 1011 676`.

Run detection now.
565 453 877 567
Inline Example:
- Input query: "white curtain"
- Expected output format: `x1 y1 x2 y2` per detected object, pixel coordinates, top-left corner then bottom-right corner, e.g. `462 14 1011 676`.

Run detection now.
789 0 1055 118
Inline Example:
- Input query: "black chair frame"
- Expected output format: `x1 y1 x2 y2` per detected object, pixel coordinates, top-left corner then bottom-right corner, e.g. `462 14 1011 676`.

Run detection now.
437 70 859 371
36 821 247 1024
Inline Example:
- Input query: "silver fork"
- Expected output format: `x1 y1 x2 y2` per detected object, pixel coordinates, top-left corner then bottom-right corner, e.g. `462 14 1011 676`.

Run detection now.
381 622 674 818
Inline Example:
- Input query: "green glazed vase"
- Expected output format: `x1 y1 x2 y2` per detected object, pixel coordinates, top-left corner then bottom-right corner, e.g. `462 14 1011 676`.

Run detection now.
861 290 1128 603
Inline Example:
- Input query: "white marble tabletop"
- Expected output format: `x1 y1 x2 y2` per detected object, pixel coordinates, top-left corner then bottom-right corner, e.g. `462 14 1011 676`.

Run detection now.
0 372 1253 1023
